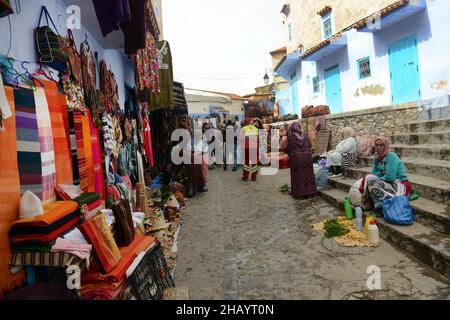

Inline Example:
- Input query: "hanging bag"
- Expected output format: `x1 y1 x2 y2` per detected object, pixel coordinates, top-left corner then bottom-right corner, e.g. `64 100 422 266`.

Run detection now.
35 6 68 72
381 196 414 226
62 29 83 85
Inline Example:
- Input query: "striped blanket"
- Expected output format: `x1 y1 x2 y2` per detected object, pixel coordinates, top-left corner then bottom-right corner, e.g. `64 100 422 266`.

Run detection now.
42 81 73 185
0 84 25 294
14 87 43 199
68 111 80 185
89 111 105 199
34 88 57 204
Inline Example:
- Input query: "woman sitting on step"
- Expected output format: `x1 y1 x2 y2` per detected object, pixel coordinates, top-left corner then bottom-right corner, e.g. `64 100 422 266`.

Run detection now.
360 136 411 210
326 127 357 178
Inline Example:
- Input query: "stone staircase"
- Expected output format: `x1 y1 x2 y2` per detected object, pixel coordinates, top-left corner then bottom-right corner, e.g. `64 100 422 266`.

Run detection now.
318 111 450 279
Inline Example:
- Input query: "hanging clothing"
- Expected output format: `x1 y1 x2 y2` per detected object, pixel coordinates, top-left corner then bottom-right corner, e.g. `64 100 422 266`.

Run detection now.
80 41 97 110
133 32 160 96
285 122 317 199
92 0 132 37
121 0 146 54
143 115 154 167
0 0 13 17
68 111 80 186
0 84 25 295
149 41 174 110
100 61 120 113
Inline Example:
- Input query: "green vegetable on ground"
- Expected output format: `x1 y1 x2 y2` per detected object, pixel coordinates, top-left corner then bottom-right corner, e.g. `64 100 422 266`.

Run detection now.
323 219 350 239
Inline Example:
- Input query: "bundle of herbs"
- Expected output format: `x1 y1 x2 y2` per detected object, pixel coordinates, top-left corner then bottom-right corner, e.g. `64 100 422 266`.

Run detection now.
324 219 350 238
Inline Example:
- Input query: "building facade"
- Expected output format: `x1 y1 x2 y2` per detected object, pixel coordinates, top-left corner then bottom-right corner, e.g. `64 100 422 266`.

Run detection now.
270 47 292 116
276 0 450 115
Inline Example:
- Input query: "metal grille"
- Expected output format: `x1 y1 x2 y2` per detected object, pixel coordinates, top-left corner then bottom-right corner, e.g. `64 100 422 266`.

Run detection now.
359 57 371 79
313 76 320 93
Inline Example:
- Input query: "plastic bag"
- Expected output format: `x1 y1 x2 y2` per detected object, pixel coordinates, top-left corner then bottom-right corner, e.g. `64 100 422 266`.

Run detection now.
381 196 414 226
316 167 329 190
347 178 363 206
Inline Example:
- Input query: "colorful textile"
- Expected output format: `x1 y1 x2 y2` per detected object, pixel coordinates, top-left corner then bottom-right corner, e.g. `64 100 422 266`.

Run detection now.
68 112 80 185
10 251 84 268
361 174 410 209
80 42 97 105
81 235 155 284
84 200 103 221
100 61 120 113
34 88 57 204
79 214 122 274
83 111 95 192
9 210 80 236
55 184 83 200
88 111 105 199
285 122 317 199
149 40 174 109
14 87 43 199
10 216 80 244
11 201 79 228
74 192 100 207
51 238 92 267
73 111 88 191
0 85 25 294
133 32 160 94
42 81 73 185
11 244 51 253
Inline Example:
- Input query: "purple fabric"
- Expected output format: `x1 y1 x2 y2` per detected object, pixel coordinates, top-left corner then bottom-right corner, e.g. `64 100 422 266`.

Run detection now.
92 0 132 37
121 0 147 54
286 126 317 199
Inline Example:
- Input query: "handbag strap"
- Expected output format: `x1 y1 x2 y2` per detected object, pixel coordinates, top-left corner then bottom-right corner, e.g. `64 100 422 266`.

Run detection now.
37 6 61 36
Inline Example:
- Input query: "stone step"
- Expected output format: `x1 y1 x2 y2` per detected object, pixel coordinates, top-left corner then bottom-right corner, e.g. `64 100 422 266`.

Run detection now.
419 106 450 121
358 157 450 182
391 131 450 145
343 167 450 205
317 188 450 279
407 118 450 133
325 177 450 234
391 144 450 161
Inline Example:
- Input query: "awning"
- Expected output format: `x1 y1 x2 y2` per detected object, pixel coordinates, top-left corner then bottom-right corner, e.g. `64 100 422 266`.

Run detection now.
356 0 427 33
274 50 301 80
301 33 348 62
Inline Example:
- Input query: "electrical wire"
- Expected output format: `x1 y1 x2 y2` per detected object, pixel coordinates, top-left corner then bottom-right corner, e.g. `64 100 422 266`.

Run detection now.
15 0 21 14
174 72 261 81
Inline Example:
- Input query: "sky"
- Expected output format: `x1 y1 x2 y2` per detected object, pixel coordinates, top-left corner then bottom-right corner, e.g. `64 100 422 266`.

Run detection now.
162 0 286 96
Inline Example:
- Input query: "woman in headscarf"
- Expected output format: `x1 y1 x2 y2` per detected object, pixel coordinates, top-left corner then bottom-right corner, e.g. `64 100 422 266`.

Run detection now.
326 127 357 178
360 136 411 210
285 122 317 199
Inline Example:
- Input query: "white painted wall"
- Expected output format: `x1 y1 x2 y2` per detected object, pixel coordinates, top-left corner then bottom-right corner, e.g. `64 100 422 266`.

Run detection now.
187 100 244 118
0 0 135 109
294 0 450 113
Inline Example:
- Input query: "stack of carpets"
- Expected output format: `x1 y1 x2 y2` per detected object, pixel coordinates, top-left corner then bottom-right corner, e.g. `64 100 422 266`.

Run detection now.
74 192 102 221
9 201 81 249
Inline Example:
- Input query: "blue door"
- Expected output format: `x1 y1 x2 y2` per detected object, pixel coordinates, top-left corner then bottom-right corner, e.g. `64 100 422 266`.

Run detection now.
388 35 421 104
290 72 299 115
325 65 343 113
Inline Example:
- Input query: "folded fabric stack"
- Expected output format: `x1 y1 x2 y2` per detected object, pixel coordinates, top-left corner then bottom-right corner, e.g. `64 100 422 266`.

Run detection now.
74 192 102 220
9 201 80 248
79 234 155 300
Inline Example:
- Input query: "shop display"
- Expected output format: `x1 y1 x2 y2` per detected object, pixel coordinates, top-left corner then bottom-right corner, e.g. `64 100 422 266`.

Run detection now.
0 2 187 300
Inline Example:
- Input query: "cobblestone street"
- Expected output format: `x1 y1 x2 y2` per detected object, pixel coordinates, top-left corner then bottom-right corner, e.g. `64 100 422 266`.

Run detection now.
174 168 450 300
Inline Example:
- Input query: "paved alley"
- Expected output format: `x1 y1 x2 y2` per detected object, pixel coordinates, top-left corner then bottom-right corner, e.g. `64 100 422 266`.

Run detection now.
174 168 450 300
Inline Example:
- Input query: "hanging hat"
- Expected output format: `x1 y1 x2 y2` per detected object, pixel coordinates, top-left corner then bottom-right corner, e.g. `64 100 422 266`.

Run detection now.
166 195 180 209
20 191 44 220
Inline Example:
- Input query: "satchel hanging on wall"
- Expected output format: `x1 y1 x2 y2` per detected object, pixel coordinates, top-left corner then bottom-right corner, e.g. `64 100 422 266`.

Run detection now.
35 6 68 72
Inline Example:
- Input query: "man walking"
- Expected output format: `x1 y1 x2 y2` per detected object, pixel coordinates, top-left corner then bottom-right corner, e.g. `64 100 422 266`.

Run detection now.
241 118 259 181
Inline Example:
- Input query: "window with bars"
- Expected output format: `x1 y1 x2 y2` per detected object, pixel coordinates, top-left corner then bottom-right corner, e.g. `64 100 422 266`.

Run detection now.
323 18 333 39
313 76 320 93
358 57 371 79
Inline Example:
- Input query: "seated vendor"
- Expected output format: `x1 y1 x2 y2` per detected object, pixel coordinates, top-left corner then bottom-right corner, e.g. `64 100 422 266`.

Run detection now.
360 136 411 210
326 127 357 178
